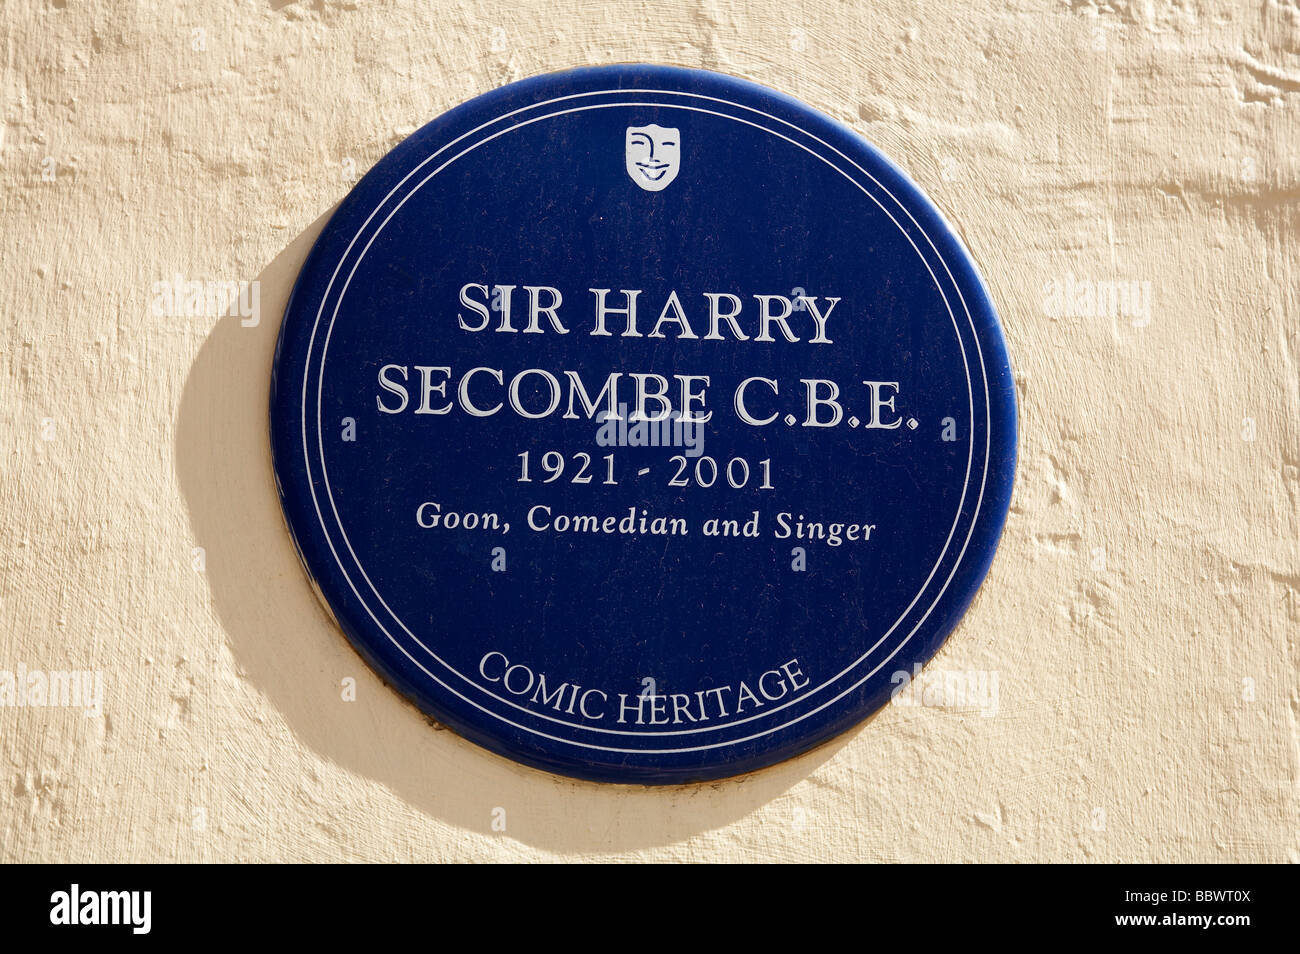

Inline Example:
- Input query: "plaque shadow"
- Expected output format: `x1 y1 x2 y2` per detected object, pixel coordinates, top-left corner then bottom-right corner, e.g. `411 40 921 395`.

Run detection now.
175 212 861 854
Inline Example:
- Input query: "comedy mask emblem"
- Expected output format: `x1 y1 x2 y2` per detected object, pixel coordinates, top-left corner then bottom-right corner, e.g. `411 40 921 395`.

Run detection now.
625 124 680 192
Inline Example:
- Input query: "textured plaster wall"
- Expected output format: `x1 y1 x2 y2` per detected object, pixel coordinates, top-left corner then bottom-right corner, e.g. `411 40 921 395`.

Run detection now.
0 0 1296 863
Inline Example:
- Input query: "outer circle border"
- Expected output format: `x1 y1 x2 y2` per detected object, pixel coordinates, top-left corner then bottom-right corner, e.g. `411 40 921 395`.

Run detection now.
269 65 1018 783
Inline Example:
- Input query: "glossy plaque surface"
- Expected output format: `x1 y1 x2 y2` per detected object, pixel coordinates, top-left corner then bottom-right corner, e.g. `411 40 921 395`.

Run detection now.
269 65 1017 783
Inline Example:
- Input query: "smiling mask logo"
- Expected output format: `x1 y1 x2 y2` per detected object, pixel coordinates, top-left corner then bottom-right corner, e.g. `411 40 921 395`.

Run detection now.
625 124 680 192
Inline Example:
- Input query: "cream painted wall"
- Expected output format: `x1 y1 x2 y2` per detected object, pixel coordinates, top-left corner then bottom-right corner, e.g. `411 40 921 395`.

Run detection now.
0 0 1296 862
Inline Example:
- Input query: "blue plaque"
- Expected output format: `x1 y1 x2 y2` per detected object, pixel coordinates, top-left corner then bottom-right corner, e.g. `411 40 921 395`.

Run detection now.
269 65 1017 783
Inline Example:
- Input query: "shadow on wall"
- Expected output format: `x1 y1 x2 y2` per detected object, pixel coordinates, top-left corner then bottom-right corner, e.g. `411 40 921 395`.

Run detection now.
175 211 865 854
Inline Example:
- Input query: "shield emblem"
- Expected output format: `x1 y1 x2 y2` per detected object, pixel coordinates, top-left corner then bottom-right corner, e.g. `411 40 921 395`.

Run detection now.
625 124 680 192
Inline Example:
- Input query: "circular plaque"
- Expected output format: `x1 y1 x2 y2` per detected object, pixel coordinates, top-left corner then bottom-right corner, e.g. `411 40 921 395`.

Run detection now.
269 65 1017 783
